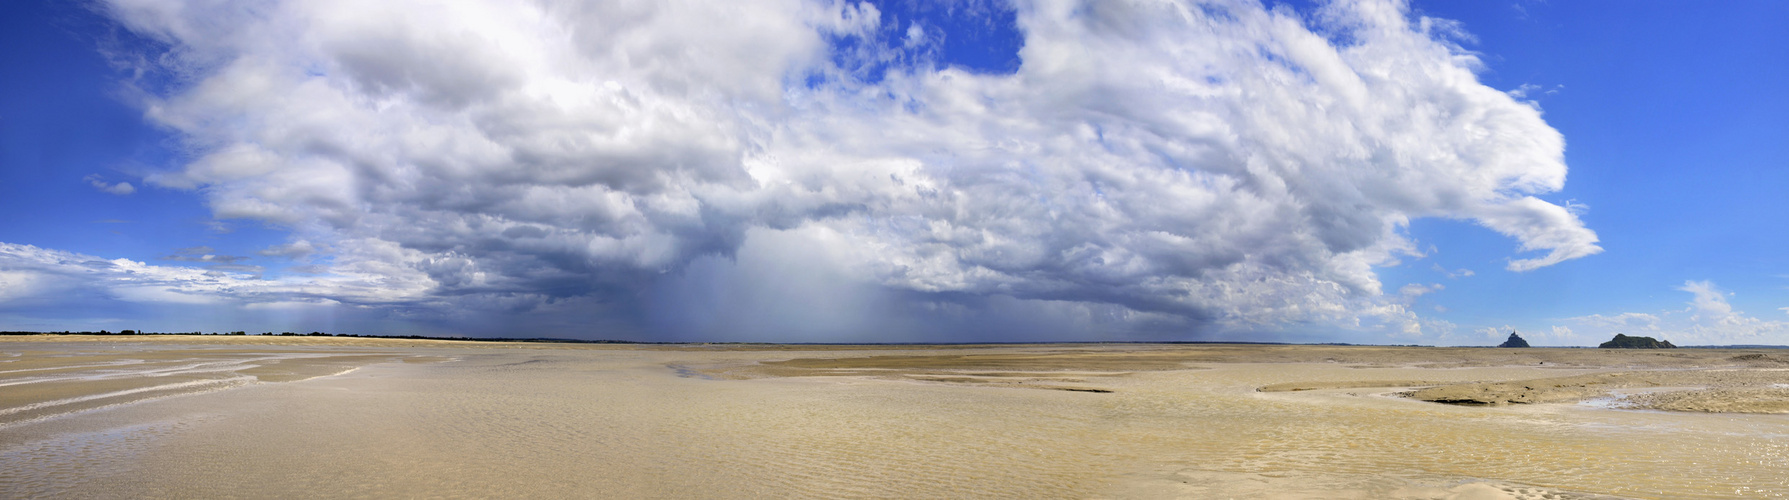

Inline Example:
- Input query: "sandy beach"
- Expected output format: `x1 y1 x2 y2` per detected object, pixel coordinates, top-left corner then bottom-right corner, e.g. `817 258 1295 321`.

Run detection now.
2 336 1786 498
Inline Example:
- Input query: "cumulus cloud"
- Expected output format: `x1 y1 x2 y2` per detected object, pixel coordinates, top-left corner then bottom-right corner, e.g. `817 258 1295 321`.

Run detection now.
73 0 1599 339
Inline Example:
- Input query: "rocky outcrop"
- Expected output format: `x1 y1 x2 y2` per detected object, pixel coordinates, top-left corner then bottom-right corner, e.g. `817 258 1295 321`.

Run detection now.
1599 333 1676 349
1496 332 1530 348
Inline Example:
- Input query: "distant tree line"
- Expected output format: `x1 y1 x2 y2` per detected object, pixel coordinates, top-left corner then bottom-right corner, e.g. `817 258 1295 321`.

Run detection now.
0 330 646 344
0 330 230 336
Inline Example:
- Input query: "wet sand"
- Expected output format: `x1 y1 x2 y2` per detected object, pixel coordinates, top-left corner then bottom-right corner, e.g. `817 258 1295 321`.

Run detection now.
2 336 1786 498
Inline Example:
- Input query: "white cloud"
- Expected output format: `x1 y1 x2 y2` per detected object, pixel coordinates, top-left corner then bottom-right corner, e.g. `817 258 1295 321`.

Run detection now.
242 298 341 310
1398 283 1442 298
1574 311 1663 331
84 174 135 195
161 245 250 264
258 240 316 259
1568 281 1789 345
1673 280 1787 342
1680 280 1734 321
112 284 224 305
0 242 433 308
1504 82 1562 101
1505 83 1540 99
1473 324 1516 342
78 0 1600 339
0 270 51 302
1431 263 1475 279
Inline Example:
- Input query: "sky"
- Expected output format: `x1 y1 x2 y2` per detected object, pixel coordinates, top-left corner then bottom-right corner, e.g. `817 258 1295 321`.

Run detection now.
0 0 1784 345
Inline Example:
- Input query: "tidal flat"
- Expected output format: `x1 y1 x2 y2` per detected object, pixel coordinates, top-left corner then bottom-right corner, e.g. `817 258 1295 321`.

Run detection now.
2 336 1786 499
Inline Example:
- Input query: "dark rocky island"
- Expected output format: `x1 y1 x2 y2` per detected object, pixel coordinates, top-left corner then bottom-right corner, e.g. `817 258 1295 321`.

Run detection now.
1496 332 1530 348
1599 333 1676 349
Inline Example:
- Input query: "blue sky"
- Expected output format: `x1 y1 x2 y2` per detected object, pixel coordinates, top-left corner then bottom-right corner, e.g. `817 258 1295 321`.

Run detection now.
0 0 1784 345
1390 0 1789 344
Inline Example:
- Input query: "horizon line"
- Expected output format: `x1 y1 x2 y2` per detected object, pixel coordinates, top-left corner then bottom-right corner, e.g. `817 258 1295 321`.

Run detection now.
4 331 1784 349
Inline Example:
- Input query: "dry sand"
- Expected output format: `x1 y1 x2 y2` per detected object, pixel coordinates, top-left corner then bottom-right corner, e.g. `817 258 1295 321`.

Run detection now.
2 336 1786 498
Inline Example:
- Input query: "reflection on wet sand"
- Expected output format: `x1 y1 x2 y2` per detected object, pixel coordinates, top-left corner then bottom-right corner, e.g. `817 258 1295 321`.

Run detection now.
2 337 1786 498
